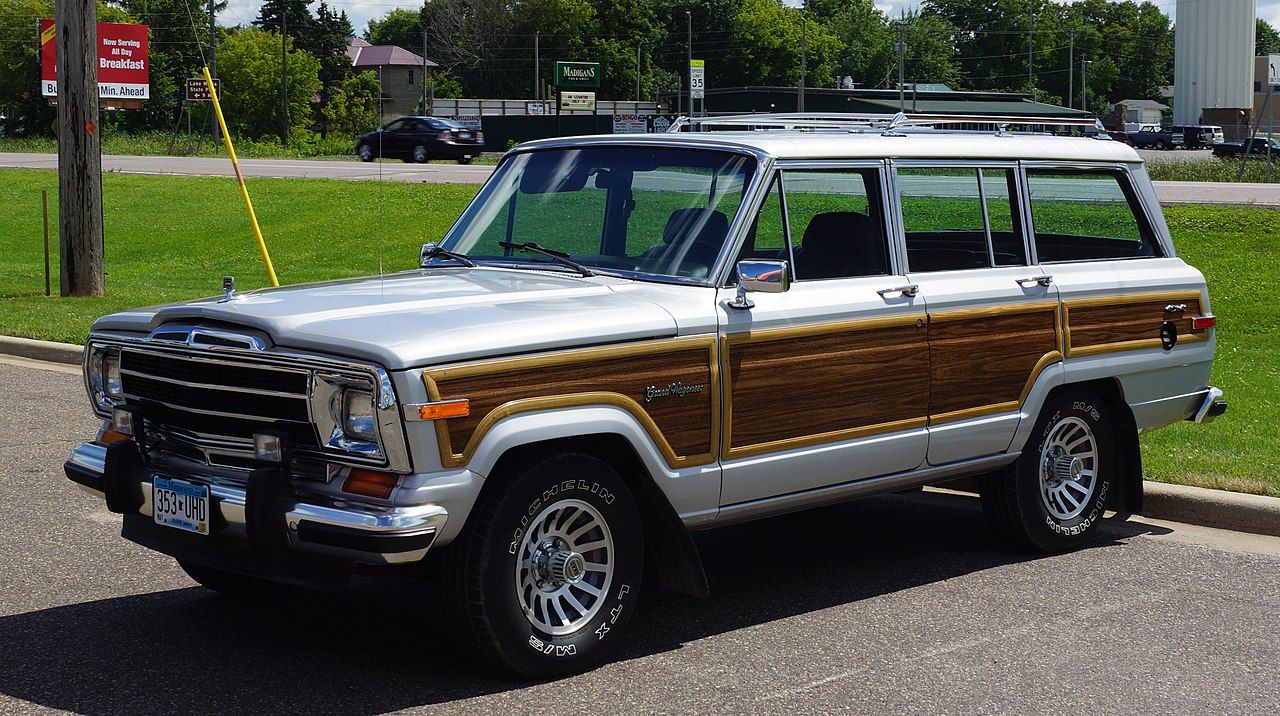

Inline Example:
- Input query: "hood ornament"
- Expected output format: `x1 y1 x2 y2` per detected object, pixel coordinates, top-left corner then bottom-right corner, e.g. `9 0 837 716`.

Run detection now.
220 275 236 302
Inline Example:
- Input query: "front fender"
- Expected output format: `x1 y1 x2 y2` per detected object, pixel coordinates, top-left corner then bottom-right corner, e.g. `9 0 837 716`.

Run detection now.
463 404 722 527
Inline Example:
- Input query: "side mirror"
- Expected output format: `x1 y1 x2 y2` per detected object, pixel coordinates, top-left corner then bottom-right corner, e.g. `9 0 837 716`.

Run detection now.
728 259 790 310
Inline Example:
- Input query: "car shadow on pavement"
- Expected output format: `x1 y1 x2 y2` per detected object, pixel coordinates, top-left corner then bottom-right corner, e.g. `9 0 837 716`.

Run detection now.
0 490 1169 714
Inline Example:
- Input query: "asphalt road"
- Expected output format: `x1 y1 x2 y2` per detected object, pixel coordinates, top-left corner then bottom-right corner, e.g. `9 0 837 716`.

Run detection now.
2 152 1279 205
1 355 1278 715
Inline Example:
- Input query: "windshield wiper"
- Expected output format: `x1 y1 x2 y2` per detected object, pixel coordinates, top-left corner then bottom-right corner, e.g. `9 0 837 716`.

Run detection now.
498 241 595 277
420 242 475 268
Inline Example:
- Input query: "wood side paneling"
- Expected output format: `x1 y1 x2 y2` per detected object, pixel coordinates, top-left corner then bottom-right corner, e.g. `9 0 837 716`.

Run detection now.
426 339 717 468
1066 293 1205 356
724 318 929 456
927 305 1061 421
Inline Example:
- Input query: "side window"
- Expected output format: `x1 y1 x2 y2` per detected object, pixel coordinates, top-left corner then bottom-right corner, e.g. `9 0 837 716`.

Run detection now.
383 119 407 132
899 168 992 272
741 174 787 258
982 169 1027 266
784 169 889 281
1026 169 1161 262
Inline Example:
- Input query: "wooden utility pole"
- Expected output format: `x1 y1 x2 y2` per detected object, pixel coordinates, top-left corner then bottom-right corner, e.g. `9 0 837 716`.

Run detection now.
209 0 218 141
55 0 104 297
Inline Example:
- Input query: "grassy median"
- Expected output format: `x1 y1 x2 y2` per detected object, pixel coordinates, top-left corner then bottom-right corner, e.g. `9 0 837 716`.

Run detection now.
0 167 1275 495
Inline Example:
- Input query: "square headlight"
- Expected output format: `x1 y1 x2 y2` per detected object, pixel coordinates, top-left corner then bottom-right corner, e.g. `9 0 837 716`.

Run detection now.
341 389 377 442
102 354 123 399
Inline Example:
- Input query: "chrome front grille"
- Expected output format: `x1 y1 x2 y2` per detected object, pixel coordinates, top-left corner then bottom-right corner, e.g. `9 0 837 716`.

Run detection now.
119 349 319 450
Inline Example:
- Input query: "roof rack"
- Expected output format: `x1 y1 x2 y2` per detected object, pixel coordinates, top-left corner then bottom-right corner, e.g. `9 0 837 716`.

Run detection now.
667 112 1107 136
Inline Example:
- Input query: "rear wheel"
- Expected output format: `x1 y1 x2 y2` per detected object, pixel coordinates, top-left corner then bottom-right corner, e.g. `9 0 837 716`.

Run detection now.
980 387 1115 552
1154 139 1168 150
440 452 643 677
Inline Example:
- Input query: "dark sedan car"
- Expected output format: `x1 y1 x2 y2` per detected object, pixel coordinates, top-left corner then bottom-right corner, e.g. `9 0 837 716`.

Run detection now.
1212 137 1280 158
356 117 484 164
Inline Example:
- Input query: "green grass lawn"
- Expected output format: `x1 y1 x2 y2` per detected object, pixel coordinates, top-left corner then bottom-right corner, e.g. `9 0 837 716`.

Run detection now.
0 168 1275 495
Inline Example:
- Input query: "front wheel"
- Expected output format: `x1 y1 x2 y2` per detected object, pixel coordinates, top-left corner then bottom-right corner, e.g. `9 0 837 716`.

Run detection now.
411 144 429 163
356 144 373 162
1154 139 1168 150
440 452 644 677
980 387 1115 552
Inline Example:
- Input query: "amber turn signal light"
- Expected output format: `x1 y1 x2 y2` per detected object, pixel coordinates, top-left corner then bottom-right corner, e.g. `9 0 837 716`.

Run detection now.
419 399 470 421
99 428 132 444
342 469 400 499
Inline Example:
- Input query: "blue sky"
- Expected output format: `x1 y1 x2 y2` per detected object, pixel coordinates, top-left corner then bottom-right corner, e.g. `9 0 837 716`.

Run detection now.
218 0 1280 44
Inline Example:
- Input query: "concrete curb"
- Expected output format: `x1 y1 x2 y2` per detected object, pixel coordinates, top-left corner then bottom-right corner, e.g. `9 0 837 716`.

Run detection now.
1142 481 1280 538
0 335 82 365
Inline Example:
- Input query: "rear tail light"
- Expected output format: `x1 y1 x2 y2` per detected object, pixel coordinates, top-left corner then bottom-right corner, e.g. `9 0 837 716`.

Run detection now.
438 130 451 140
1190 315 1216 330
475 131 484 142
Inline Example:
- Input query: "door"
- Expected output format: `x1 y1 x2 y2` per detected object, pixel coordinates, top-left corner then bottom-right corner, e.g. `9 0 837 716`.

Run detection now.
378 118 411 158
717 164 930 506
1023 164 1213 383
895 163 1062 466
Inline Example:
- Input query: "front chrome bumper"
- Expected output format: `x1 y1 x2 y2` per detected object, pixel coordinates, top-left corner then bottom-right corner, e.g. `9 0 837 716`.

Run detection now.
65 442 447 568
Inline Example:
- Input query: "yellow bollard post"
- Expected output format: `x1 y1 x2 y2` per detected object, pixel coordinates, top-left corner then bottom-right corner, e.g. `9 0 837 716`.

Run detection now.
201 66 280 287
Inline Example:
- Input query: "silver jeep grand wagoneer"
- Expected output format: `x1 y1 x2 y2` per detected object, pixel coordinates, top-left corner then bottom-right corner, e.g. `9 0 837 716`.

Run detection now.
65 113 1226 676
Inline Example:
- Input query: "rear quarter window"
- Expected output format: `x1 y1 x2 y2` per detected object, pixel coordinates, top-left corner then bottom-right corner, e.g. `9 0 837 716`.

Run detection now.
1026 169 1162 263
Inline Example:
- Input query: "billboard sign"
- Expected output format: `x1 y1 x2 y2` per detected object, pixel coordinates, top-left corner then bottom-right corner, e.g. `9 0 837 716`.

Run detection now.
40 20 150 100
555 61 600 89
613 114 647 133
689 59 705 100
559 91 596 111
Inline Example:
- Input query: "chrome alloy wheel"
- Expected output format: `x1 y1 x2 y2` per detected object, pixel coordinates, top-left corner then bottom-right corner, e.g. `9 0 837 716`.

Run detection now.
515 498 614 636
1038 416 1099 520
412 145 428 163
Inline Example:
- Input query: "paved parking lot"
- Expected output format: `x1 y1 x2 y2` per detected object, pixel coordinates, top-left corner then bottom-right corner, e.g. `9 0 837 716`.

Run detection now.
1 356 1278 715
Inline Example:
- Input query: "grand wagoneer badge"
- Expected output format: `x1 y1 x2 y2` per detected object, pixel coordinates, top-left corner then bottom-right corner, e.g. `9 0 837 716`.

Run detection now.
644 382 705 403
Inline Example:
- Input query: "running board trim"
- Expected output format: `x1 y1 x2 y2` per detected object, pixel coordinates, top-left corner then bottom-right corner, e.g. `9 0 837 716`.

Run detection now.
705 453 1018 528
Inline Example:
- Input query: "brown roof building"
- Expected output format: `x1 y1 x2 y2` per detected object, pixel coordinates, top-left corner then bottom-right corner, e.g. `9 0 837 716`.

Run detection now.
347 38 439 120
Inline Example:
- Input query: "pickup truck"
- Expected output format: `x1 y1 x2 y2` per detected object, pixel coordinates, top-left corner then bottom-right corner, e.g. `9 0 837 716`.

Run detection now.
1115 124 1181 150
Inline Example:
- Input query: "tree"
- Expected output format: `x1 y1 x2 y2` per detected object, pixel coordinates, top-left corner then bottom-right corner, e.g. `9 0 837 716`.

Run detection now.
313 2 353 132
367 8 424 50
818 0 896 89
1259 18 1280 57
322 70 379 134
899 10 961 88
731 0 841 88
216 27 321 140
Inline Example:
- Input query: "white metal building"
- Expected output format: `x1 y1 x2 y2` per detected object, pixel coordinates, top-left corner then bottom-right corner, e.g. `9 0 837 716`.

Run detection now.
1173 0 1257 127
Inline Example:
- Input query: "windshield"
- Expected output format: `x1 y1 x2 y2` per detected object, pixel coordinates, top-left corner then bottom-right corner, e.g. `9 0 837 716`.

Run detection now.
439 146 756 281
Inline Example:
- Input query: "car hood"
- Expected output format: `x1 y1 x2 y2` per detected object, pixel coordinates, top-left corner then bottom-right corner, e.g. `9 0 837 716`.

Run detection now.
92 268 680 370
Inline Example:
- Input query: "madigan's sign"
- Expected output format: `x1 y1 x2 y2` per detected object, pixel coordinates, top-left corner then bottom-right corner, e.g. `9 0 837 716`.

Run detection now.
554 61 601 89
39 20 150 100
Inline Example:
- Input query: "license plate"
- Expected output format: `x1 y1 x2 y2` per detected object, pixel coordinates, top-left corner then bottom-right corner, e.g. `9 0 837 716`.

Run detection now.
458 132 471 139
153 476 210 535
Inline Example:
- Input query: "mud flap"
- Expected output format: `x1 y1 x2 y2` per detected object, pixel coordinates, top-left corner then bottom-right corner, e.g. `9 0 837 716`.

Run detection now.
102 441 145 514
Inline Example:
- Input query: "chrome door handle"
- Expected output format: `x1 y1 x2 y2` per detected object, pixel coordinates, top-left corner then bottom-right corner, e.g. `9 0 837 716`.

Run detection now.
1016 274 1054 287
877 284 919 298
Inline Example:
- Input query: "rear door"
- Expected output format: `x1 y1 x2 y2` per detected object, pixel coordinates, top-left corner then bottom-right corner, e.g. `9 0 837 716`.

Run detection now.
717 162 929 505
894 162 1062 466
1022 163 1212 389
